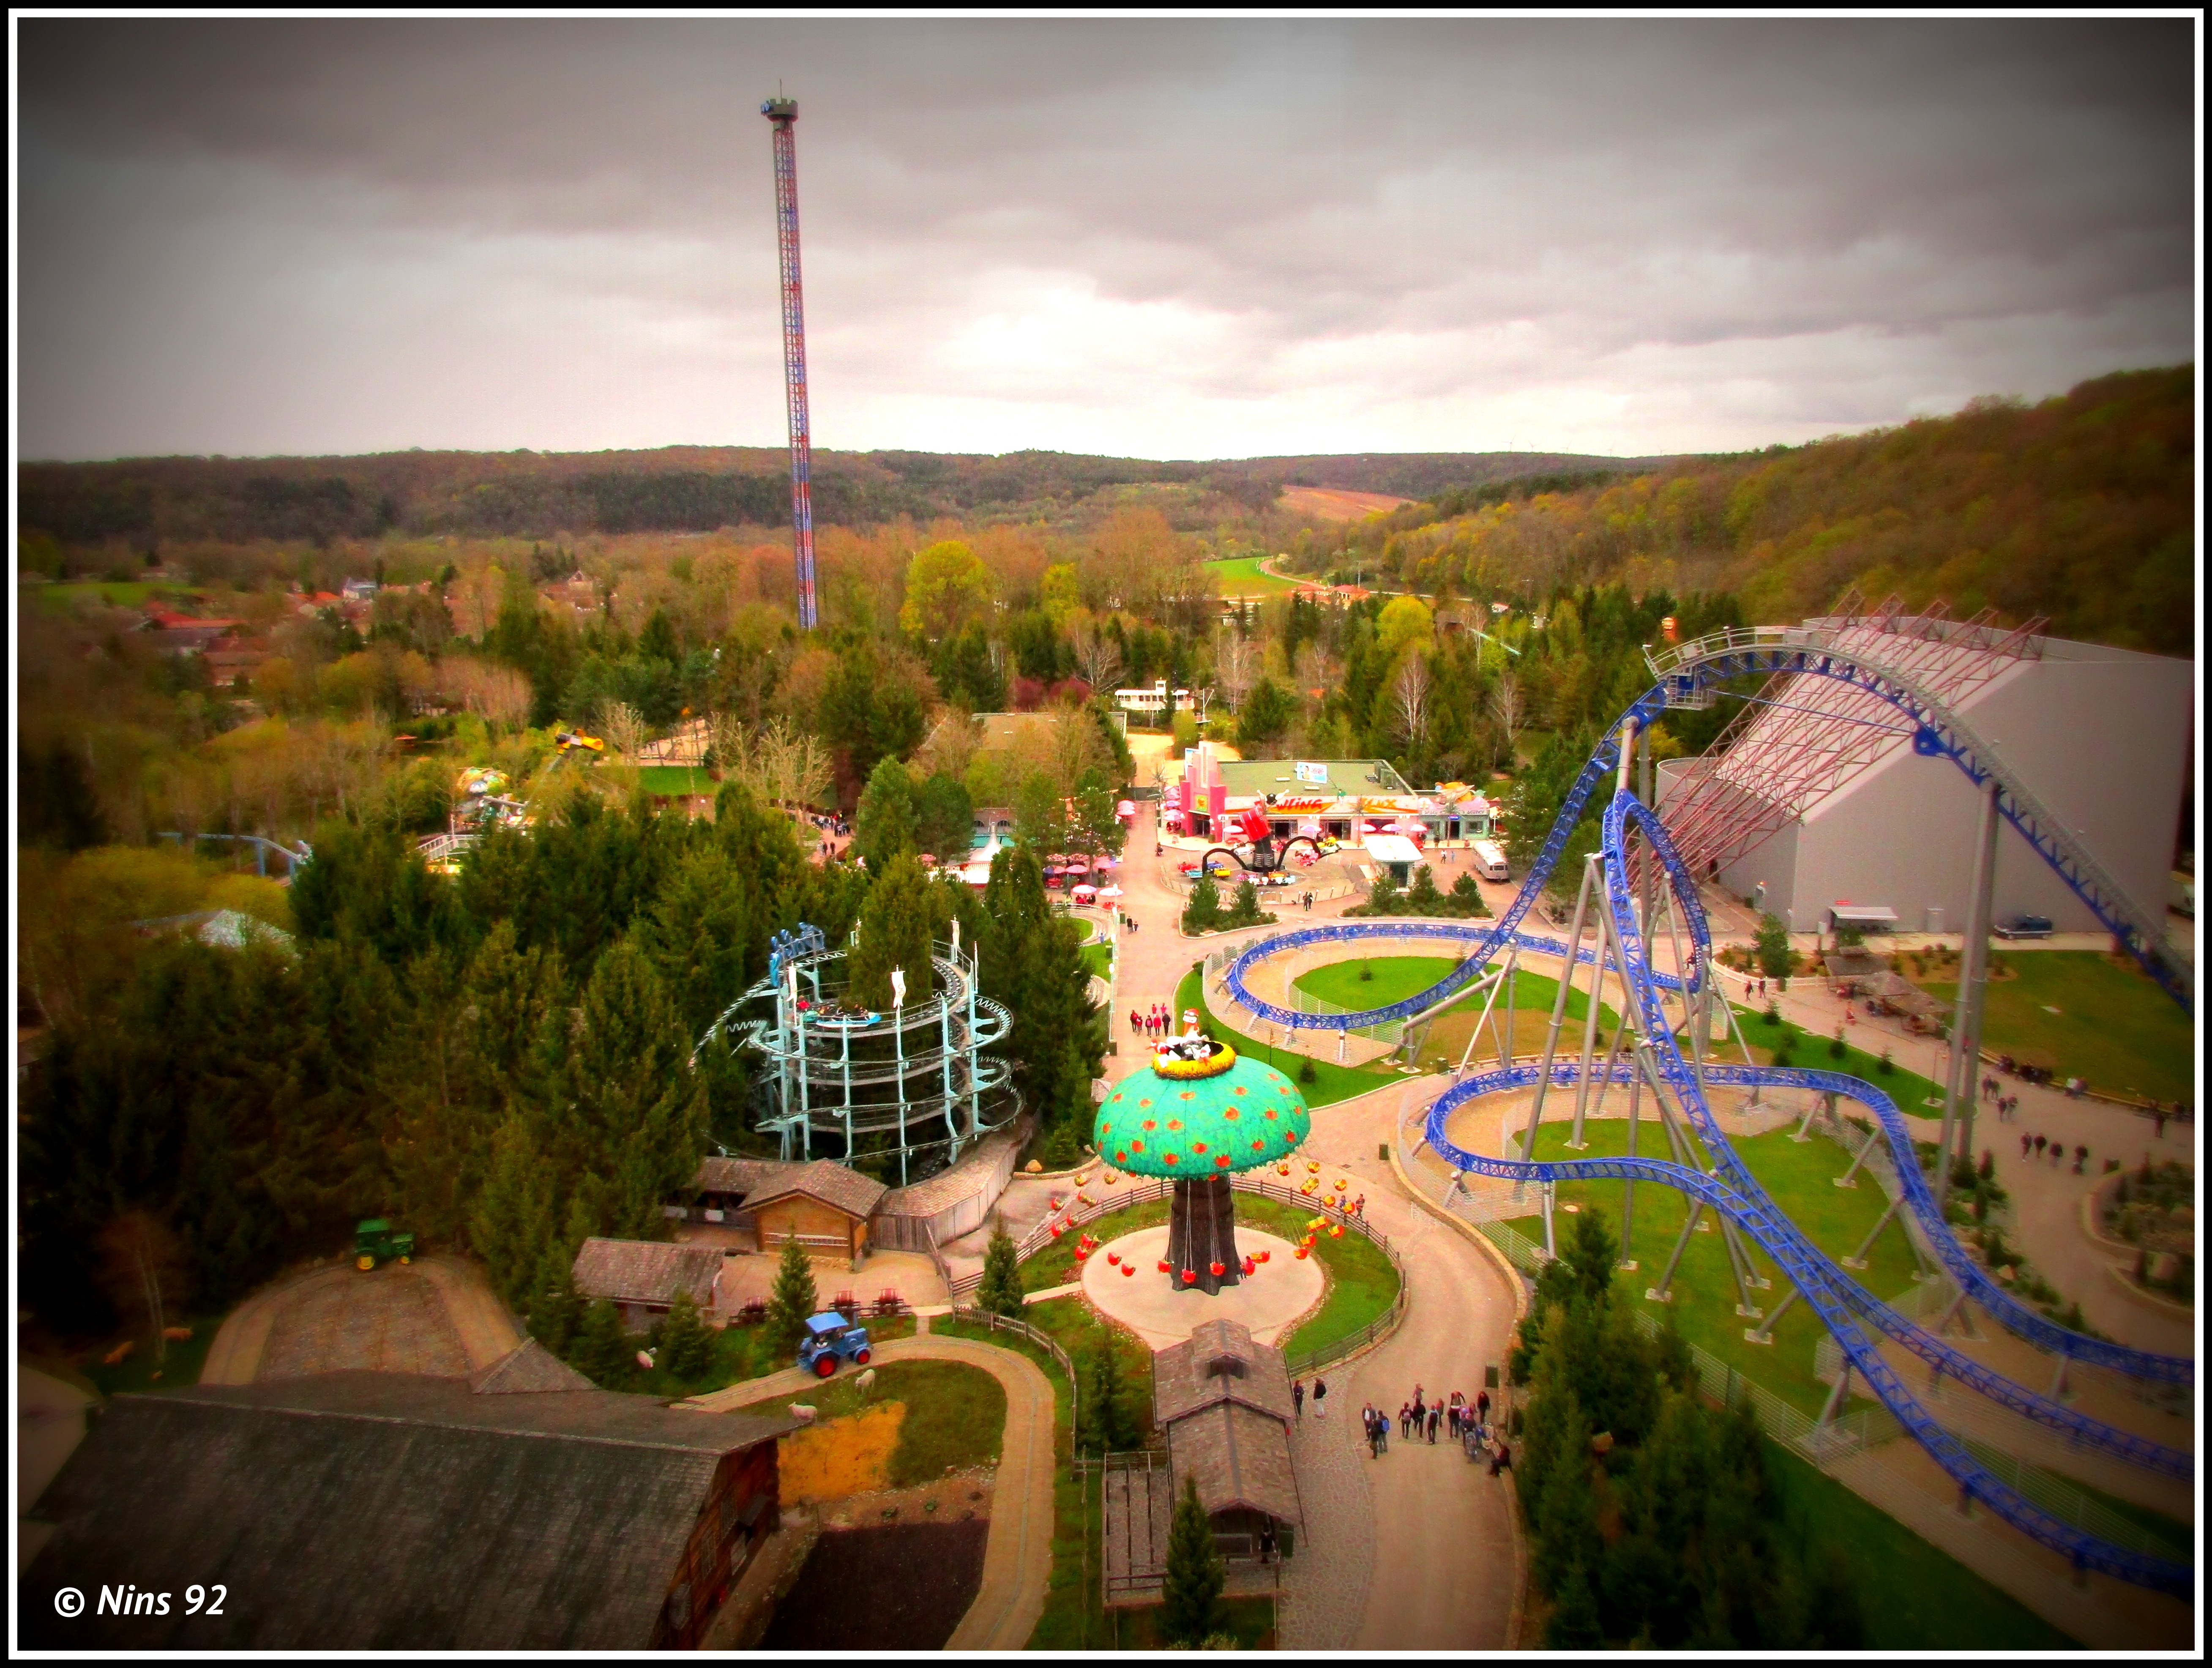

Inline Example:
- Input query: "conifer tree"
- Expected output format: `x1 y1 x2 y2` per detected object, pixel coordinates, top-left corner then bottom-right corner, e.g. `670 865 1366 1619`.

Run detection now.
1406 862 1442 912
526 1244 583 1355
571 1298 633 1386
852 756 918 874
472 1117 558 1310
1161 1474 1227 1645
1182 871 1222 932
975 1221 1025 1319
767 1236 819 1350
849 852 938 1011
1544 1559 1605 1648
659 1287 714 1379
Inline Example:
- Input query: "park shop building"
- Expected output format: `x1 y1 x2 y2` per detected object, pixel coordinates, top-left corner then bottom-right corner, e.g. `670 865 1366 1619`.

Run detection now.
1655 620 2191 938
1166 743 1496 848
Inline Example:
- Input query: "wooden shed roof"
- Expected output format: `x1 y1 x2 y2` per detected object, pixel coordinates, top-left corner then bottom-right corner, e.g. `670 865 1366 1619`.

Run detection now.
571 1238 723 1309
19 1373 793 1650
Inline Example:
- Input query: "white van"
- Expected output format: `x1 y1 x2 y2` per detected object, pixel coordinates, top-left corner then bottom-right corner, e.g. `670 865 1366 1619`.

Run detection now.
1470 840 1511 882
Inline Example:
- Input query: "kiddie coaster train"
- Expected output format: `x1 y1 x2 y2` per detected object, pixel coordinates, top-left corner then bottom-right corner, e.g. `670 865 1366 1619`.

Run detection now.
1216 620 2193 1593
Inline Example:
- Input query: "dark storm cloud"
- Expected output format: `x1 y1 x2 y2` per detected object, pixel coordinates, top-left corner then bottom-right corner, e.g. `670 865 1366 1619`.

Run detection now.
17 18 2194 460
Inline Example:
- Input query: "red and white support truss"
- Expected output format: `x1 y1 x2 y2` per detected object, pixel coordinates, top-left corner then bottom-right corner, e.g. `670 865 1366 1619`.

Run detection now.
1655 593 2047 888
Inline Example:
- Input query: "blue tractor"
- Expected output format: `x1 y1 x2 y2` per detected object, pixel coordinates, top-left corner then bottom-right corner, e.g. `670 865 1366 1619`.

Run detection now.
796 1311 873 1378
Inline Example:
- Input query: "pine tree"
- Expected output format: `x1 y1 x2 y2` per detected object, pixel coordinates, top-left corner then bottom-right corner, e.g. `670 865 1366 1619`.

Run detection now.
852 756 918 874
767 1236 819 1350
1182 871 1222 932
471 1117 558 1309
849 851 938 1011
1753 913 1792 982
526 1244 583 1354
1407 863 1442 912
1544 1559 1605 1648
660 1287 714 1379
1229 878 1262 925
571 1298 634 1386
975 1222 1025 1318
1161 1474 1227 1645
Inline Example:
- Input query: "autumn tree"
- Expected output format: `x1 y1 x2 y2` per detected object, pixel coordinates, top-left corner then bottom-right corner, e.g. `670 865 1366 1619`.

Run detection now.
900 539 992 640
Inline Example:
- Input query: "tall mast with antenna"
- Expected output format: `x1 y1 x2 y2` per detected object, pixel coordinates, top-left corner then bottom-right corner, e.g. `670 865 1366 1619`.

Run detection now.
761 93 817 629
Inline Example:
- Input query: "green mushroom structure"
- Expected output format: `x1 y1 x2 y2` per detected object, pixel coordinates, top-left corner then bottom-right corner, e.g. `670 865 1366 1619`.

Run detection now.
1092 1036 1312 1295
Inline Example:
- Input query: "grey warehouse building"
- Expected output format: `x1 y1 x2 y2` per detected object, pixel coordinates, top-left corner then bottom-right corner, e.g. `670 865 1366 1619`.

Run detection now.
1656 617 2190 938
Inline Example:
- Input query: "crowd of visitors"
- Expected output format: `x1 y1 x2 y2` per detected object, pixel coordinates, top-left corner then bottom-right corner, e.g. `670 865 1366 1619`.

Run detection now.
1316 1380 1510 1475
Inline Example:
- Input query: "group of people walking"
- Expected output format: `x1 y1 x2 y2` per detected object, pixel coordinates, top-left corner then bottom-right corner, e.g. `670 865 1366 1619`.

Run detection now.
2019 1132 2096 1174
1129 1004 1180 1039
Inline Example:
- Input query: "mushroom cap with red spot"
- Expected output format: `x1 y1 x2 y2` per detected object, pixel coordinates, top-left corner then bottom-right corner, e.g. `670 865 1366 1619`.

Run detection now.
1091 1052 1311 1180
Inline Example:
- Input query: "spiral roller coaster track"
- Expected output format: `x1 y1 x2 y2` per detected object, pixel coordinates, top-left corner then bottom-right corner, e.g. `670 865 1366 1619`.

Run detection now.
1215 626 2193 1593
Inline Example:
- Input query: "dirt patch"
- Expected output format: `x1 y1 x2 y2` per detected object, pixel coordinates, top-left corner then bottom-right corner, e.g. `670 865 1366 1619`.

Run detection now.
1280 486 1408 521
820 1469 996 1531
776 1401 906 1501
256 1266 468 1380
759 1519 990 1650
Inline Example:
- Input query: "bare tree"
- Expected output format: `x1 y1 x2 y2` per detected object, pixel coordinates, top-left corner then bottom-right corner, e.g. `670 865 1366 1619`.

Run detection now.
759 717 833 813
1489 671 1524 758
707 710 754 781
1069 615 1125 692
1212 628 1259 710
597 700 647 760
98 1211 187 1364
915 708 983 783
1393 652 1432 749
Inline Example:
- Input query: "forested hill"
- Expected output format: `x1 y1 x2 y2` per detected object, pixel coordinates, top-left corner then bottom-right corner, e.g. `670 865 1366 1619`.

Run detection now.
1341 366 2194 655
16 443 1661 548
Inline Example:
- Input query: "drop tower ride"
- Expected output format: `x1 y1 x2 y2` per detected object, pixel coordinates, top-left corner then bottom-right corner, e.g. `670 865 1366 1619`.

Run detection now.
761 96 817 629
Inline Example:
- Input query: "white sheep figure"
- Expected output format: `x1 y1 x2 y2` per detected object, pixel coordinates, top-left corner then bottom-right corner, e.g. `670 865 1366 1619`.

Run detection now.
854 1368 877 1397
788 1403 817 1425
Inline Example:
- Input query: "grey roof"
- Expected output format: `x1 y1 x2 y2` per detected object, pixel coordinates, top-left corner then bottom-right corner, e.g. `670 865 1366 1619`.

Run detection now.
693 1155 798 1199
571 1238 722 1309
19 1373 794 1650
1169 1401 1303 1528
472 1338 595 1395
1152 1318 1295 1427
742 1158 888 1222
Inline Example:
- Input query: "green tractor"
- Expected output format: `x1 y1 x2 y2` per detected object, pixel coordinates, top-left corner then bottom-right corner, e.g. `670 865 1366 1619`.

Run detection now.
355 1219 416 1272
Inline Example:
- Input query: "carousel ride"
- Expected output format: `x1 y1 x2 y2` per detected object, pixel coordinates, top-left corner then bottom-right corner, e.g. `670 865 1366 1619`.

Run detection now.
700 923 1021 1188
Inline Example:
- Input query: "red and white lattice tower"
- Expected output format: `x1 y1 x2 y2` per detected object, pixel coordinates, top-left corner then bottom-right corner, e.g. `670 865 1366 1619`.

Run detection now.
761 96 818 630
1656 593 2047 887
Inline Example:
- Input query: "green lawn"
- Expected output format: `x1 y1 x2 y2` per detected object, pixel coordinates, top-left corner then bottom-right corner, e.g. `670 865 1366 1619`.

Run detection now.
1917 952 2193 1103
736 1359 1006 1485
637 764 713 796
1016 1191 1400 1364
1735 1004 1949 1113
1763 1438 2079 1649
82 1314 226 1397
1081 942 1114 980
1293 954 1624 1033
33 580 199 612
1176 965 1398 1108
1500 1124 1926 1416
605 1313 919 1399
1207 555 1299 597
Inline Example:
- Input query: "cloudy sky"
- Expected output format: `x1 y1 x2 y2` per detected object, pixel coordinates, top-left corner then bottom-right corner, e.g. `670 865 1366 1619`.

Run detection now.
16 17 2196 463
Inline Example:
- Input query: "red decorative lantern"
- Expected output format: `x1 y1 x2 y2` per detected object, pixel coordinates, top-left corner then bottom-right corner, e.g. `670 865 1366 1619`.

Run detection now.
1181 1268 1197 1285
1256 1250 1271 1263
1328 1224 1344 1238
1050 1224 1064 1239
1122 1263 1136 1277
1106 1251 1121 1266
1294 1246 1311 1259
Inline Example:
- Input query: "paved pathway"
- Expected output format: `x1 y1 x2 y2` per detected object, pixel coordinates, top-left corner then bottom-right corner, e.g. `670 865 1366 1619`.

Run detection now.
682 1333 1056 1652
1276 1078 1522 1651
18 1366 97 1572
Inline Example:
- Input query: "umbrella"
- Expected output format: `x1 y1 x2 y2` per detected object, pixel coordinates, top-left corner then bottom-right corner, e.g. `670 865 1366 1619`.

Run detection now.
1066 855 1091 873
1116 799 1136 816
1073 883 1098 902
1096 884 1123 899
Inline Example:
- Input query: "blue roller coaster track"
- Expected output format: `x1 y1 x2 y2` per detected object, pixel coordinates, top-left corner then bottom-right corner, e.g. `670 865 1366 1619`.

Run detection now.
1215 626 2195 1593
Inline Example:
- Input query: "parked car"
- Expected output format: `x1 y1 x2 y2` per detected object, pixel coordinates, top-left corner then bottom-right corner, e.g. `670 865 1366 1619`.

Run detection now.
1993 914 2055 940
